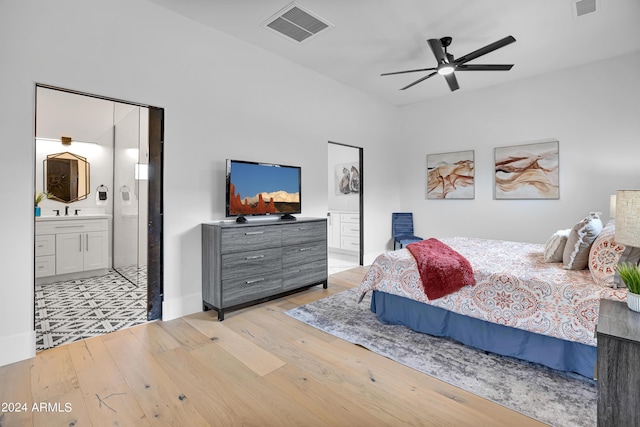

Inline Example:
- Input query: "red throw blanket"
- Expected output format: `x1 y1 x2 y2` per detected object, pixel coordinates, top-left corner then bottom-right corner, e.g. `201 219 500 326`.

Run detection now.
406 238 475 300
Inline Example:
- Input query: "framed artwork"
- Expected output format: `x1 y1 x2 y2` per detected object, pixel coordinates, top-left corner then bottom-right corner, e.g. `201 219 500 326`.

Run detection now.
334 162 360 195
494 140 559 199
426 150 475 199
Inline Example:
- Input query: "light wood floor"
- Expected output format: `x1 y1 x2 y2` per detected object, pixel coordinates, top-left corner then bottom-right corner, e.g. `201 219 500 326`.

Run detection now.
0 267 546 426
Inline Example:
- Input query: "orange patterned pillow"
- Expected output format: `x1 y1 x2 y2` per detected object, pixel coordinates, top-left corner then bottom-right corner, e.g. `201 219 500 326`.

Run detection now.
589 221 626 287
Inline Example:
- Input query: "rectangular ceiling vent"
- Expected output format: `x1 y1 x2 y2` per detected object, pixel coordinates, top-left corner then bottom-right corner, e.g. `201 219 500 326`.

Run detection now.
262 2 333 43
573 0 597 17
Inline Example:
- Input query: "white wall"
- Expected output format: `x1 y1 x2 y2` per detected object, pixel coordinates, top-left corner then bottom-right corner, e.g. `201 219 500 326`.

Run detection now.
0 0 399 366
396 51 640 243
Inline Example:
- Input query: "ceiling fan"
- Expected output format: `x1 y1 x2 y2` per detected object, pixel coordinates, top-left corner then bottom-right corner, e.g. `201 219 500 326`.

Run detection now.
381 35 516 92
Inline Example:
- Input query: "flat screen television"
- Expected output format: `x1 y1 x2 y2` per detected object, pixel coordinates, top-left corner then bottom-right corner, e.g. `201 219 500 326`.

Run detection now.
226 159 301 222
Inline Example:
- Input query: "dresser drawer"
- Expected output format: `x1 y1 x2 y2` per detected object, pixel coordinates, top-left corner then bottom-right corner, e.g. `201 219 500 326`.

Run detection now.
283 241 326 269
221 248 282 281
340 222 359 237
283 260 327 291
220 226 282 253
35 234 55 256
340 213 359 223
35 255 56 278
222 276 283 306
281 221 326 245
341 236 360 251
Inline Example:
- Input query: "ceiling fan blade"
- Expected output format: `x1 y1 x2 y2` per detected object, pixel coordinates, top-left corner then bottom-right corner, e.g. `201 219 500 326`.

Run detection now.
381 67 437 76
444 72 459 91
454 36 516 65
456 64 514 71
400 71 438 90
427 38 447 64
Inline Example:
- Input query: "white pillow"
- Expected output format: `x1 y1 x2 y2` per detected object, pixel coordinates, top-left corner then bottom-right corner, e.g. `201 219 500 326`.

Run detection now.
544 229 571 263
563 212 603 270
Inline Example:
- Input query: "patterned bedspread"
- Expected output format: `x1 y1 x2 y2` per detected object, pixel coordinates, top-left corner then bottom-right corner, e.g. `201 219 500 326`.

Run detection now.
357 237 627 346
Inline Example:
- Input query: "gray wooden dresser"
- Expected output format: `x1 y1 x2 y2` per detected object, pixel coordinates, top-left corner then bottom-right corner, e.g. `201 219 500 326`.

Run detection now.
596 298 640 426
202 217 327 320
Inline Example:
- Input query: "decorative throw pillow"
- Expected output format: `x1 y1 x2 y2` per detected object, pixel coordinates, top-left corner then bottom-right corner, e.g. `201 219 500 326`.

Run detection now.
563 212 603 270
589 221 626 286
589 220 640 287
544 229 571 263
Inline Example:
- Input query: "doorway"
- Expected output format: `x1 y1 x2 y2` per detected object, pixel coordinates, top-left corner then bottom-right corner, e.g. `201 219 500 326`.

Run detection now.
327 141 363 274
34 85 163 350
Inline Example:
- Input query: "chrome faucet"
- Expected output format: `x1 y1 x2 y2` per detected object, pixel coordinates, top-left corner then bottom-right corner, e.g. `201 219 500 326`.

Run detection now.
65 205 69 216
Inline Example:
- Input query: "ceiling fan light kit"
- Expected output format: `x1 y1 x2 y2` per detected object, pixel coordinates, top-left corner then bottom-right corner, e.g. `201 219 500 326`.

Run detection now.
437 65 455 75
382 35 516 92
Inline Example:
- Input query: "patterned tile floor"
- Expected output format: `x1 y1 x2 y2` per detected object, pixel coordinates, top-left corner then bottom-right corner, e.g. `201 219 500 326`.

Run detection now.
35 267 148 351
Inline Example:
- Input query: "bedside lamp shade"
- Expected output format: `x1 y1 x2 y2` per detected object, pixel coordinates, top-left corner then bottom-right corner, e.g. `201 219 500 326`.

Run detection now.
615 190 640 247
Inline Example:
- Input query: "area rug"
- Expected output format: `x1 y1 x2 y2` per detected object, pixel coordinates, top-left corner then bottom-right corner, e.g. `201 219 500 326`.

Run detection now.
286 288 596 427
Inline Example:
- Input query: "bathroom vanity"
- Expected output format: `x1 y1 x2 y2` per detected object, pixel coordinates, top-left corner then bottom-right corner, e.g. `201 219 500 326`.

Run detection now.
35 215 110 283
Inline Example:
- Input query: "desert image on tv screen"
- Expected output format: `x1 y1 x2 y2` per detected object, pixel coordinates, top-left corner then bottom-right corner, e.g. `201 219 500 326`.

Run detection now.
229 162 300 215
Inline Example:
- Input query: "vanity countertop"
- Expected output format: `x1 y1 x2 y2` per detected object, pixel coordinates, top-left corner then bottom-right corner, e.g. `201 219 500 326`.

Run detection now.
36 214 112 222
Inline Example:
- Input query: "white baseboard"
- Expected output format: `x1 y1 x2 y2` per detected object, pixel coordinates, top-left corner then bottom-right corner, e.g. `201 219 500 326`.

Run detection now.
0 330 36 367
162 292 202 321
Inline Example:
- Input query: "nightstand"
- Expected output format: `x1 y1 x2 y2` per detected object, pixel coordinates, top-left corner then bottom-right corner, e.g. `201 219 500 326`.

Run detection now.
596 298 640 427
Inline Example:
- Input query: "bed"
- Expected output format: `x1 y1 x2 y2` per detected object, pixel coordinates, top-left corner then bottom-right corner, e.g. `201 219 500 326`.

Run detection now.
357 236 628 378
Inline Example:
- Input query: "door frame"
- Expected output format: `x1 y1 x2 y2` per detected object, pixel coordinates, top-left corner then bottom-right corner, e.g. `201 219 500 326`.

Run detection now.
328 141 364 266
34 83 164 321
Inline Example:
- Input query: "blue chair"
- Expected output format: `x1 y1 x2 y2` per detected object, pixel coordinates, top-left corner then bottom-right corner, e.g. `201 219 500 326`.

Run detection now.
392 212 423 250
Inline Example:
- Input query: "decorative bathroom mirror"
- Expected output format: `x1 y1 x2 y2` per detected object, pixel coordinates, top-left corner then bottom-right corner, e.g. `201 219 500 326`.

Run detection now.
44 152 90 203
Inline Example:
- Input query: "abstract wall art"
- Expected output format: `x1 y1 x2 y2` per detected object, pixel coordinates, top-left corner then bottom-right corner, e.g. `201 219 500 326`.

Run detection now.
494 140 559 199
426 150 475 199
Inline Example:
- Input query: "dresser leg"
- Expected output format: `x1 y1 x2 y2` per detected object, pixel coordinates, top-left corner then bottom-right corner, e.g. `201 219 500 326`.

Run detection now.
218 310 224 321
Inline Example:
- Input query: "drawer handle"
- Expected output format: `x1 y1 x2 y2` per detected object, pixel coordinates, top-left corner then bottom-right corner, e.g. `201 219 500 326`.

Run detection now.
245 231 264 235
245 278 265 284
245 255 265 260
350 228 358 232
37 244 45 248
37 265 45 270
299 247 312 252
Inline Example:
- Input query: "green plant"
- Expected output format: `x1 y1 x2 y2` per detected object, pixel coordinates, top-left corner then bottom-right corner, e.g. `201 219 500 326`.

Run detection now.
35 192 45 206
616 262 640 295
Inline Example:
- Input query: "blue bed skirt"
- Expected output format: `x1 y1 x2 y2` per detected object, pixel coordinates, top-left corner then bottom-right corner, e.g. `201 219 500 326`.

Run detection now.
370 290 596 378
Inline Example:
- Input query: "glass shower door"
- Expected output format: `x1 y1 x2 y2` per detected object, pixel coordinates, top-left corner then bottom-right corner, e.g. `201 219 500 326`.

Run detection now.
113 105 148 290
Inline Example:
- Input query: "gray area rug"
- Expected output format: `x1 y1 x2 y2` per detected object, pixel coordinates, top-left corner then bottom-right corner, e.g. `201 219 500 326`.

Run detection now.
285 288 596 427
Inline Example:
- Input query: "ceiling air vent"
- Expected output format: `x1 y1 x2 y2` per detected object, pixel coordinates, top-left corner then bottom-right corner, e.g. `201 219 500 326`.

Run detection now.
262 2 333 43
573 0 597 17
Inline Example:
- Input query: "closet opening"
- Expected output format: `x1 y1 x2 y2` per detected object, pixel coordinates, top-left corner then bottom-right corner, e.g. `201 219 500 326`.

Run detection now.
327 141 363 273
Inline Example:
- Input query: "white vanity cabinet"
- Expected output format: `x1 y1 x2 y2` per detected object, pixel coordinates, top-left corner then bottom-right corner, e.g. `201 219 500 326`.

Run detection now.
327 211 359 254
35 216 109 282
